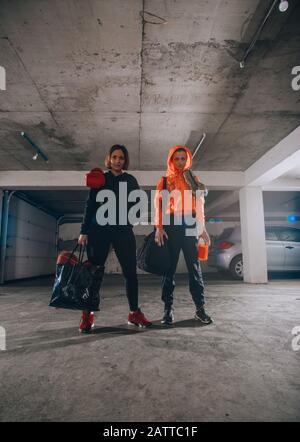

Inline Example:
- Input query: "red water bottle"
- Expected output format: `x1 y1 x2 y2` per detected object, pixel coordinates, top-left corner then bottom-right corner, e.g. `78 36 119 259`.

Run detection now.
198 241 209 261
85 168 105 188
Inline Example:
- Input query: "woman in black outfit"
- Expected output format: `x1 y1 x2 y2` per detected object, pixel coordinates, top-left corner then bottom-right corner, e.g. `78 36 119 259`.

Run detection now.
154 145 212 326
78 145 152 333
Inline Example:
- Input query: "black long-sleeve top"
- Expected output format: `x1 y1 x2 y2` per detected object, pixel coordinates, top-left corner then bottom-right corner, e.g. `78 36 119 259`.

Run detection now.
80 170 140 234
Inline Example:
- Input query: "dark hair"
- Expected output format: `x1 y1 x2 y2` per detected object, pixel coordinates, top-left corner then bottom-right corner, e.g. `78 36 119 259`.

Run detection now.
105 144 129 170
174 148 186 154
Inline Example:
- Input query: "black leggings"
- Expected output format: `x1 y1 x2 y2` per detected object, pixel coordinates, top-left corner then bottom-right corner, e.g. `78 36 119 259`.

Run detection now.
162 223 205 309
87 225 138 311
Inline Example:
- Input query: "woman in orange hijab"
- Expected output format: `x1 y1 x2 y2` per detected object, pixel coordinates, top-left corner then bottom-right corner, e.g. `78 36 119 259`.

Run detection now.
154 145 212 326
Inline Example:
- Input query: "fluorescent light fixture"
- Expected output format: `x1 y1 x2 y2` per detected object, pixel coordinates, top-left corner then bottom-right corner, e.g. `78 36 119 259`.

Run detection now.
21 132 49 163
279 0 289 12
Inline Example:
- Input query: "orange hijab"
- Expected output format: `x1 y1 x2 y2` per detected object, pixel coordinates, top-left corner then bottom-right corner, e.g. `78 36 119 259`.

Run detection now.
166 145 193 177
154 145 205 227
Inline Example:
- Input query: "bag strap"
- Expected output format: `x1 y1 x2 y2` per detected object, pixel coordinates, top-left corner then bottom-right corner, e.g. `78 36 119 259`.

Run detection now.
65 243 85 267
162 176 167 190
65 243 80 265
65 244 86 286
157 177 167 230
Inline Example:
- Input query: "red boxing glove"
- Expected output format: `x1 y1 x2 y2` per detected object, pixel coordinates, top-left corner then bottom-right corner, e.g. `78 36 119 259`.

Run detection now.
85 168 105 188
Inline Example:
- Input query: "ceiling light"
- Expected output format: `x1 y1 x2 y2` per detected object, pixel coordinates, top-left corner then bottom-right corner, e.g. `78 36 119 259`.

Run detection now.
279 0 289 12
21 131 49 163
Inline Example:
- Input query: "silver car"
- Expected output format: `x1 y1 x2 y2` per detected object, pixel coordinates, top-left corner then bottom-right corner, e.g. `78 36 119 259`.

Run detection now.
207 226 300 279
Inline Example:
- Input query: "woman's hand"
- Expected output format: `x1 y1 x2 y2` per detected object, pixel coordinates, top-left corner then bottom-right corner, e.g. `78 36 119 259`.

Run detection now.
78 234 88 246
198 229 211 247
155 227 168 247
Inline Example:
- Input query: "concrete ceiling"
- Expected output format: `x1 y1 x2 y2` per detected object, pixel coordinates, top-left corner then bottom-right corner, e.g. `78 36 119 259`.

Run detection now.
0 0 300 171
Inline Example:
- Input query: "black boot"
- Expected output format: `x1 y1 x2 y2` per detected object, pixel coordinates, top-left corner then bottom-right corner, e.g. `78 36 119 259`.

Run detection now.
161 306 174 326
195 306 213 324
89 265 104 311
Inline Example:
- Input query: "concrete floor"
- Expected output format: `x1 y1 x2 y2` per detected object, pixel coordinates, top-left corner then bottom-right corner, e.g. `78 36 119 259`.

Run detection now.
0 274 299 422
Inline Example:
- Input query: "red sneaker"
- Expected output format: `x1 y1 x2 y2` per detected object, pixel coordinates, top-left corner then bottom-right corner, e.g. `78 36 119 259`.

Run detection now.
79 311 95 333
128 308 152 328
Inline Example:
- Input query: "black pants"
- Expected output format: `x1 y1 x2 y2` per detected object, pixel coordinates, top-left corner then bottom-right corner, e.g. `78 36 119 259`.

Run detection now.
162 223 205 309
87 225 138 311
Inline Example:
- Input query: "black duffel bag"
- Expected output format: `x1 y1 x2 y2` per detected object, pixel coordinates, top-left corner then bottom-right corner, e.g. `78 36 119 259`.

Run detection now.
137 176 171 275
49 244 99 311
137 229 171 276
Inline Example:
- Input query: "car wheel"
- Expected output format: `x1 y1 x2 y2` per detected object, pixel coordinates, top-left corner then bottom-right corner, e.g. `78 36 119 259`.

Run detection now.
229 255 243 280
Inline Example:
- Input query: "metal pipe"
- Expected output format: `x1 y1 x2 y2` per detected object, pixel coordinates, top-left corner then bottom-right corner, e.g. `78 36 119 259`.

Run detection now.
56 216 83 256
239 0 278 68
192 133 206 159
55 215 65 257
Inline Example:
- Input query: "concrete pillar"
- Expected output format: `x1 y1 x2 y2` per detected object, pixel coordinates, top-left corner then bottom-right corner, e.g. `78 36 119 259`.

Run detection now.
239 187 268 283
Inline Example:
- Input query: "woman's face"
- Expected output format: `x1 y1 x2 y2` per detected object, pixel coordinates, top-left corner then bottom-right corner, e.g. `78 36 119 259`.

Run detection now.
110 149 125 172
172 150 187 171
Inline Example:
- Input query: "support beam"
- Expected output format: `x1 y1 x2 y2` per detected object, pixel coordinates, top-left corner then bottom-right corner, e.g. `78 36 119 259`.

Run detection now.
0 170 245 189
262 178 300 191
239 187 268 284
245 126 300 186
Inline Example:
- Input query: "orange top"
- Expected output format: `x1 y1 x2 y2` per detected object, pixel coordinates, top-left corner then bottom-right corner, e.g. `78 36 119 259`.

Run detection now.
154 145 205 228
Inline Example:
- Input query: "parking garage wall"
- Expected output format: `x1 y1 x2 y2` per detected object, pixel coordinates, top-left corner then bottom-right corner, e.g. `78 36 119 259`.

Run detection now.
5 196 56 280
